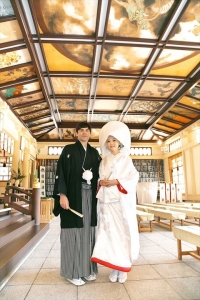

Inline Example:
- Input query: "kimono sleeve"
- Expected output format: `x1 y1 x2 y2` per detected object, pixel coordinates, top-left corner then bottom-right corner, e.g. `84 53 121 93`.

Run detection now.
53 147 71 216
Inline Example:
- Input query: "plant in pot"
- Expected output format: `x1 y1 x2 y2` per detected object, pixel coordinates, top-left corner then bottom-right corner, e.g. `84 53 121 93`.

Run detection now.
11 167 26 187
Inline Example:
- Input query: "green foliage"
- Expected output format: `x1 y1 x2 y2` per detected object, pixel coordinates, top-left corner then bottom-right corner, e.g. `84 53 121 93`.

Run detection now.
11 167 26 183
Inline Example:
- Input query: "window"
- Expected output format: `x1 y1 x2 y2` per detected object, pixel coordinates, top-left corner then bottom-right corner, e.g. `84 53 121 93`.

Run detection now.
169 139 182 152
169 153 185 193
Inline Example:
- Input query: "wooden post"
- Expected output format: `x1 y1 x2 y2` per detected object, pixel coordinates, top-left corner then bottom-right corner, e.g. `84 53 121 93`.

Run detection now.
32 179 41 225
177 239 182 260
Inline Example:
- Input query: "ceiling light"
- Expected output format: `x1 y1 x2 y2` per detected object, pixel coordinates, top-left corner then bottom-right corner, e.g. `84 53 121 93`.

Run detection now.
157 140 162 145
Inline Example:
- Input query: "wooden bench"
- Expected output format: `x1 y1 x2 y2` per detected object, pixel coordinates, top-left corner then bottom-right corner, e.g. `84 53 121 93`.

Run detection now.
172 226 200 260
141 203 170 210
140 203 200 225
136 210 154 232
166 207 200 226
136 205 150 212
137 205 186 231
163 202 200 210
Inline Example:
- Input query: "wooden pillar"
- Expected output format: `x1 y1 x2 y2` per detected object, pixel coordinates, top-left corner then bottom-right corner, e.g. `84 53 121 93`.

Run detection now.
23 148 30 187
32 179 41 225
12 136 21 173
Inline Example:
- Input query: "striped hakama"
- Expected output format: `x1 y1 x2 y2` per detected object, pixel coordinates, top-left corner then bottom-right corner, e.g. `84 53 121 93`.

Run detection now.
60 183 98 280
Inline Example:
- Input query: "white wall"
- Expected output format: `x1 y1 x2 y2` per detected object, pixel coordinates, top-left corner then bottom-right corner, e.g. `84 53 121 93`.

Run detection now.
162 120 200 201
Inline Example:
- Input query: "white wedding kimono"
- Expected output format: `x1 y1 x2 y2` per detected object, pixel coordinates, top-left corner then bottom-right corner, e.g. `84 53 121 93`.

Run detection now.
91 152 140 272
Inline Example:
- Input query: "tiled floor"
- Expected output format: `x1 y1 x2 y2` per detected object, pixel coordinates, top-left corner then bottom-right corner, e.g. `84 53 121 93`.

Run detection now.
0 217 200 300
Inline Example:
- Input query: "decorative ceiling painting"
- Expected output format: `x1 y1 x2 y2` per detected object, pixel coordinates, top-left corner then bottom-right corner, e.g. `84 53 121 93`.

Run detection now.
57 99 88 111
7 92 44 107
0 65 36 85
0 0 199 144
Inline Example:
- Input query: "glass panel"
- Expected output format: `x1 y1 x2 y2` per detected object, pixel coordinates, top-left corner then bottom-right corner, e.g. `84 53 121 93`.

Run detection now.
96 78 136 97
108 0 175 38
138 80 180 99
0 49 31 69
0 0 14 17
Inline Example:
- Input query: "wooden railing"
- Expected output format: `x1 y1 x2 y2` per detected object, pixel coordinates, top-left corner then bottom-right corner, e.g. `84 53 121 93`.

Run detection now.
4 185 41 224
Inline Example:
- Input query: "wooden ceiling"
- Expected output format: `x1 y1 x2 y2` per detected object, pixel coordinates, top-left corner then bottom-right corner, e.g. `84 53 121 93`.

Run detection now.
0 0 200 143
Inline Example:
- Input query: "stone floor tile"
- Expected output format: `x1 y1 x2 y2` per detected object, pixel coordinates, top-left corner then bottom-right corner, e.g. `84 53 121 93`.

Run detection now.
132 255 149 265
42 257 60 269
0 285 31 300
167 277 200 300
125 279 182 300
19 257 46 269
142 252 178 264
6 269 39 285
78 282 130 300
26 284 77 300
183 259 200 272
34 269 65 284
152 262 199 278
48 249 60 258
139 245 167 255
29 249 50 258
129 265 161 280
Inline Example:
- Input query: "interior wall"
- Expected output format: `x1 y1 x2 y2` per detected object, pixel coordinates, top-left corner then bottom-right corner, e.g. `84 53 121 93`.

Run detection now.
1 99 199 201
0 100 37 188
162 120 200 201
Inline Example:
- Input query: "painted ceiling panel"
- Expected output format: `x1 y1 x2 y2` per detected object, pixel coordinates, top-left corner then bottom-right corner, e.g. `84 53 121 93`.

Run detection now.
0 65 36 85
153 124 176 133
101 46 152 72
169 0 200 43
21 109 50 121
27 122 54 132
129 101 164 113
43 44 93 72
152 50 199 76
178 96 200 110
138 80 180 98
0 0 14 16
94 100 125 111
96 78 136 96
0 49 31 69
170 107 199 119
0 19 23 42
187 86 200 99
34 0 98 35
107 0 175 38
61 113 87 122
158 120 182 130
150 54 200 77
7 92 44 107
57 99 88 110
2 82 41 99
51 77 90 95
15 103 49 115
164 112 191 124
124 115 151 123
92 114 119 122
27 117 53 128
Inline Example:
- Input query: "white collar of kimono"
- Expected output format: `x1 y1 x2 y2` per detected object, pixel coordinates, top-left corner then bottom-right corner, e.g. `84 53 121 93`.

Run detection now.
99 121 131 157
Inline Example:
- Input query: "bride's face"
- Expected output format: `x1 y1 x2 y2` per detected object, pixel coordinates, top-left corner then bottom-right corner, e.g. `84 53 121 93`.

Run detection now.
106 135 121 155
